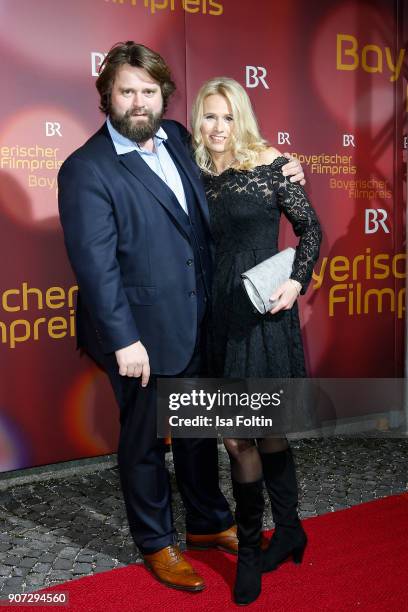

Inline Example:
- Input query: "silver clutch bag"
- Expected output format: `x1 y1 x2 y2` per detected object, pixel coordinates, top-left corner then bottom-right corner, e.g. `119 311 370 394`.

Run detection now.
241 247 296 314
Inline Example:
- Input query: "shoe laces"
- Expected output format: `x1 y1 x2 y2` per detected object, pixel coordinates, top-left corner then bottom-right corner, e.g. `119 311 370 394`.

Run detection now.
168 546 183 563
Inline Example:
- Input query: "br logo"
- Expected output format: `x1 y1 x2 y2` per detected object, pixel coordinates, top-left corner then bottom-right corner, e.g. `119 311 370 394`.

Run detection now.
91 52 107 77
365 209 390 234
245 66 269 89
277 132 291 145
343 135 355 147
45 122 62 137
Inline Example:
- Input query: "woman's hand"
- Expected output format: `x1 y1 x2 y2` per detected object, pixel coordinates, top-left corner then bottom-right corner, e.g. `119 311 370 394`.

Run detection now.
269 279 301 314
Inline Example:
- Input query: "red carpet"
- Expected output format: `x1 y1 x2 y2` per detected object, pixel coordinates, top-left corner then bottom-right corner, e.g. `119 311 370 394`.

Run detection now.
3 494 408 612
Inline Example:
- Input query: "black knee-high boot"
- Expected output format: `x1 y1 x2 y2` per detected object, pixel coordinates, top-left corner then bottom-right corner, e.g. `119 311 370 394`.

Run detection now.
232 479 265 605
260 449 307 572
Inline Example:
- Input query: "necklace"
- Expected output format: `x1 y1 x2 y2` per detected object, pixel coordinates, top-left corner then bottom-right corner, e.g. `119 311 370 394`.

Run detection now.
207 157 237 176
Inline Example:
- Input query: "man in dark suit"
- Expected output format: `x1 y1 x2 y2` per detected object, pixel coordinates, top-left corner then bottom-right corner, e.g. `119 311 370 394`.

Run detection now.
58 41 304 592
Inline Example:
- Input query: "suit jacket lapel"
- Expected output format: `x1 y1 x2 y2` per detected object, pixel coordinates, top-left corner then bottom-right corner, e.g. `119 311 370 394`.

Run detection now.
163 137 211 230
118 150 192 243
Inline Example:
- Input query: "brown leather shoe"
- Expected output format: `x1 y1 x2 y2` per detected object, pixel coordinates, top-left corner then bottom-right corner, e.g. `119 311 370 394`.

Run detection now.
143 545 205 592
187 525 270 555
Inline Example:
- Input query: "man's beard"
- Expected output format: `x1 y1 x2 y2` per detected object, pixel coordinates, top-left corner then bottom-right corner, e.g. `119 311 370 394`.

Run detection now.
109 105 163 144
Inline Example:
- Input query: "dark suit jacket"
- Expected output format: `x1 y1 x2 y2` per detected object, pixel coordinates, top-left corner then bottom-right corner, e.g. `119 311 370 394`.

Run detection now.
58 120 212 375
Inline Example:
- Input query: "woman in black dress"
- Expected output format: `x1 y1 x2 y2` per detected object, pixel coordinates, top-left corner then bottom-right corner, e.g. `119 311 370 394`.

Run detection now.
191 78 322 605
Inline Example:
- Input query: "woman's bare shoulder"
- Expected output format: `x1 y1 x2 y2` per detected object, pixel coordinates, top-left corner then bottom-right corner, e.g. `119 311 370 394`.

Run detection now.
256 146 283 166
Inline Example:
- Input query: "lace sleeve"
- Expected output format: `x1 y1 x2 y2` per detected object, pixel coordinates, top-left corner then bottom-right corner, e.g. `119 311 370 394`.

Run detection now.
276 176 322 294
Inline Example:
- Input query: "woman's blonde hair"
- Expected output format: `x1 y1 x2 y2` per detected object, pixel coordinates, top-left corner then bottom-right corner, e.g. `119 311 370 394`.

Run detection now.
191 77 268 173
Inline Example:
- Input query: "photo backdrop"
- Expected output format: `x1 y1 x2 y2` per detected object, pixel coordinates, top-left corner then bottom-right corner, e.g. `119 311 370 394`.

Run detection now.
0 0 407 471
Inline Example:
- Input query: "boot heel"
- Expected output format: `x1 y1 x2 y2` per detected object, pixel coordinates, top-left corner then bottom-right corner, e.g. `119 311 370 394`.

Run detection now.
292 544 306 564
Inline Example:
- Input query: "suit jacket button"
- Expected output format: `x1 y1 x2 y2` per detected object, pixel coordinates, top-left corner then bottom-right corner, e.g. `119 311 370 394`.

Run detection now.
186 259 193 266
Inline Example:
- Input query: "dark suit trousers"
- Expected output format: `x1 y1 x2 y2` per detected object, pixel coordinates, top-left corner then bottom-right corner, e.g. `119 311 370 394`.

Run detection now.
100 325 234 554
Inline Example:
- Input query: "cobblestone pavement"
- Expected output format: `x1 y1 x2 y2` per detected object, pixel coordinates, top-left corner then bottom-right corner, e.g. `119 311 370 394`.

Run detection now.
0 437 407 597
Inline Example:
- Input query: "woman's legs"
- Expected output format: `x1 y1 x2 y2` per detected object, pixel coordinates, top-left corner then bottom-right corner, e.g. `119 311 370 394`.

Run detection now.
257 437 289 454
224 438 262 483
224 438 264 605
257 437 307 572
223 435 307 603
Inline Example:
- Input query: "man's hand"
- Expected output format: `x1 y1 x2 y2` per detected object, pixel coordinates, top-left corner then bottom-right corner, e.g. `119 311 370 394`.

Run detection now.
269 279 301 315
282 152 306 186
115 341 150 387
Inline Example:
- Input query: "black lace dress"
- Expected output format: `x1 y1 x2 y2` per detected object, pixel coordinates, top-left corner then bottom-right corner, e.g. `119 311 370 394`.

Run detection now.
203 157 322 379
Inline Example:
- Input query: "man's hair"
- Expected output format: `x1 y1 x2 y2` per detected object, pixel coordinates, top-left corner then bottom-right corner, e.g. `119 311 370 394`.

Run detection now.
96 41 176 114
191 77 267 173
